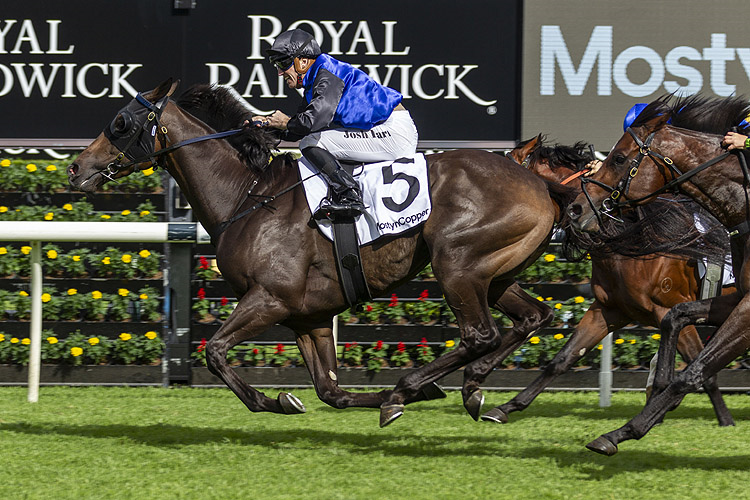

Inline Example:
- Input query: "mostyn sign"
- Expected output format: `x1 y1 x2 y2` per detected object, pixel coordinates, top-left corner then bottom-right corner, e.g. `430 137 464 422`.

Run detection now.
0 1 520 145
522 0 749 148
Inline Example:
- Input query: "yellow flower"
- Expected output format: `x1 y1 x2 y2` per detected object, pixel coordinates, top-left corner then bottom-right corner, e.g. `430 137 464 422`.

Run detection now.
19 291 28 297
101 257 111 265
67 288 77 296
145 331 157 340
47 336 58 344
41 293 52 303
142 167 154 176
536 296 543 301
47 249 58 259
121 210 131 216
629 339 637 344
44 212 54 221
21 338 30 345
614 338 624 345
72 255 81 262
119 333 132 341
529 336 540 344
70 347 83 357
21 246 31 255
118 288 129 297
0 206 7 213
121 254 132 264
651 334 661 341
0 159 10 167
139 293 148 300
139 249 151 258
140 210 151 217
545 296 553 301
46 164 57 172
553 333 564 340
26 163 37 172
91 290 103 299
100 214 111 220
554 303 562 309
10 337 19 344
0 334 5 342
444 339 455 348
88 337 100 345
544 254 556 262
597 344 603 350
0 247 6 255
62 203 73 211
574 296 585 304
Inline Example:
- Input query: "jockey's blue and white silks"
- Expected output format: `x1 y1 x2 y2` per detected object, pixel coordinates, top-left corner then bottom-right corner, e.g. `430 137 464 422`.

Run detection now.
302 54 402 130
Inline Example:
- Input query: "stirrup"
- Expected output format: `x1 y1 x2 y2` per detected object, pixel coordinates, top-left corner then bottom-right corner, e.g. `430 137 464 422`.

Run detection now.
313 199 364 220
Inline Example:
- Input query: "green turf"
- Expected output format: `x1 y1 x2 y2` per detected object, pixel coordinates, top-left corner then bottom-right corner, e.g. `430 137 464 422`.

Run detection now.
0 386 748 499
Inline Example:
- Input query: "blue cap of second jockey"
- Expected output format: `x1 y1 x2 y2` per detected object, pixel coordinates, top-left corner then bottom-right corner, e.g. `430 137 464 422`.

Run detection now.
622 103 648 132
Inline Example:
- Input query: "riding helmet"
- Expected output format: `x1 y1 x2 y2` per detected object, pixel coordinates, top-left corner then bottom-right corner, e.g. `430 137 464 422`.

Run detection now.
266 29 321 69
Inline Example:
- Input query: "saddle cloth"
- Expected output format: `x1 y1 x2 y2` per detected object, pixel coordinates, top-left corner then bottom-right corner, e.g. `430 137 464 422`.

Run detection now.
298 153 431 245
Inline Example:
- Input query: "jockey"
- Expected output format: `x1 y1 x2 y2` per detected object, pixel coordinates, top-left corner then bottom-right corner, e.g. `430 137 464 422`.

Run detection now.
252 28 419 219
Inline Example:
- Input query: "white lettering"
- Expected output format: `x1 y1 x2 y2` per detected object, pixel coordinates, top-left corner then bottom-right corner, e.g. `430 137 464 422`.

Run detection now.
445 65 496 105
664 46 703 96
47 20 74 54
0 20 18 54
76 63 108 98
11 19 43 54
412 64 444 100
703 33 735 96
110 64 141 97
540 25 612 96
247 15 282 60
207 62 241 86
612 46 664 98
320 20 351 56
12 62 60 96
0 64 13 96
346 21 378 55
243 63 275 98
382 21 409 56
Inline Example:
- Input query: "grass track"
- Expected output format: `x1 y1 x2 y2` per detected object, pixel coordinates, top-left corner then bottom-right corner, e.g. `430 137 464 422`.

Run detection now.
1 386 749 499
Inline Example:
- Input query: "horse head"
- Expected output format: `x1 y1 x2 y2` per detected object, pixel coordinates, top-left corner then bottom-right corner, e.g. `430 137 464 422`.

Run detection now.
68 78 180 192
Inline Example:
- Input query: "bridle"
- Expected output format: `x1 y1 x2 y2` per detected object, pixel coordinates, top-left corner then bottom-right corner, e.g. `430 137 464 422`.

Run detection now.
579 126 733 227
101 92 243 181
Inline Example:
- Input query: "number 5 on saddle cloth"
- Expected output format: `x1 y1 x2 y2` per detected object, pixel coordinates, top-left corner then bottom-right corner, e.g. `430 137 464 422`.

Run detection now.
299 153 431 306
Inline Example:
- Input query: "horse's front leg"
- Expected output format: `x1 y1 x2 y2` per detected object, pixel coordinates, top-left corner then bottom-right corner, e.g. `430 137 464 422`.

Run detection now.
205 288 304 415
587 294 750 456
460 282 555 421
481 302 626 424
653 292 741 396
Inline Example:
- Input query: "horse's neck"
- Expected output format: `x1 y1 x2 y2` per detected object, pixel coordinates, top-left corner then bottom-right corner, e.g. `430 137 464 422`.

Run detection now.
668 130 748 228
159 104 256 237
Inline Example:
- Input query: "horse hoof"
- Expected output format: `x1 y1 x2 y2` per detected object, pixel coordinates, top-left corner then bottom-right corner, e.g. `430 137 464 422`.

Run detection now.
585 436 618 456
480 407 509 424
463 390 485 421
278 392 306 414
420 382 447 401
379 404 404 428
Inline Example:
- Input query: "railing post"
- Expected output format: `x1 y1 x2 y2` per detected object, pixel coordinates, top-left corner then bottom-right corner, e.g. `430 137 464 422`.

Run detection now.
599 332 613 407
27 241 42 403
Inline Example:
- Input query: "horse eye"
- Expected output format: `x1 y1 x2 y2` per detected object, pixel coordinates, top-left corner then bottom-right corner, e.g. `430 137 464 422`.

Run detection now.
613 154 626 165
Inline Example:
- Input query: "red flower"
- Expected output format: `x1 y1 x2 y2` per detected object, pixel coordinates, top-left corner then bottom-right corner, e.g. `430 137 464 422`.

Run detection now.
220 296 229 306
366 305 373 312
418 337 428 347
375 340 383 351
252 348 259 355
197 288 206 300
397 341 406 352
274 343 285 354
419 289 429 301
197 338 207 352
199 256 210 270
388 294 398 307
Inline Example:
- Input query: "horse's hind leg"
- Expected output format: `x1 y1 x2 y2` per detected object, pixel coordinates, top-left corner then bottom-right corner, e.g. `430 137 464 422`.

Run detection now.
295 326 447 409
205 288 304 415
480 302 627 424
460 282 555 420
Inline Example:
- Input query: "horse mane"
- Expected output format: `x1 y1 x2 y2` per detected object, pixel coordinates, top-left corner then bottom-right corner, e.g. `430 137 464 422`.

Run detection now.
530 140 595 173
175 84 290 173
633 93 750 136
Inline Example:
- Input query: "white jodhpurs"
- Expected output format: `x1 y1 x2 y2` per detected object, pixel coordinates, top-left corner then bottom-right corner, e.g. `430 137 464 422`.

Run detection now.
299 110 418 163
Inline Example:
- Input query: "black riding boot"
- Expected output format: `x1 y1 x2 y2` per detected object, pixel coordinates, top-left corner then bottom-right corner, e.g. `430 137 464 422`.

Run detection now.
302 146 365 219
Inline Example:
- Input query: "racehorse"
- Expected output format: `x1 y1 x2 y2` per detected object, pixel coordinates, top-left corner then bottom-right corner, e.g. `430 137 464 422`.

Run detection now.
66 79 574 426
566 94 750 455
474 135 734 426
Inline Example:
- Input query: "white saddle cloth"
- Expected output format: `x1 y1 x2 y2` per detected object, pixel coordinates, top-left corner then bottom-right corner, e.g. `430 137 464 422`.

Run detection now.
298 153 431 245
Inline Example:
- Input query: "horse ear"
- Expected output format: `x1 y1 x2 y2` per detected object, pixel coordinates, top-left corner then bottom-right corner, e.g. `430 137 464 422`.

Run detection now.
145 78 179 102
167 79 180 97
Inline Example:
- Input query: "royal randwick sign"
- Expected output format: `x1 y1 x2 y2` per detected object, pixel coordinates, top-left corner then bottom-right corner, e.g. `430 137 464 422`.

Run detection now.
0 1 519 144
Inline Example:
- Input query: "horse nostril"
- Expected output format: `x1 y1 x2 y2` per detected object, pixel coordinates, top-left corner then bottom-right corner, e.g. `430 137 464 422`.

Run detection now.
68 164 79 176
567 203 582 221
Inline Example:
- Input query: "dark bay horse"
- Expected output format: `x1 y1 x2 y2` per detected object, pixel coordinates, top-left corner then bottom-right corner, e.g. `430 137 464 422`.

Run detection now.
566 95 750 455
67 79 572 426
476 135 733 426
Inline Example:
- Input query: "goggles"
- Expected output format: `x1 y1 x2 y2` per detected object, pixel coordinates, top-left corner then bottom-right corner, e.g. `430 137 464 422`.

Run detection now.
268 39 312 71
